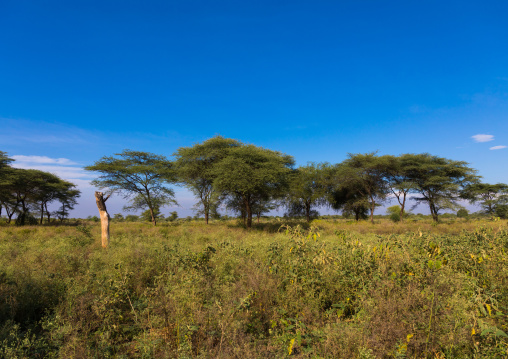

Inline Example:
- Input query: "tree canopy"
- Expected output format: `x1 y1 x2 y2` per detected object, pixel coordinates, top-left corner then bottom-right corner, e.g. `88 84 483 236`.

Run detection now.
85 150 176 225
211 144 294 228
0 152 80 224
174 136 241 224
283 163 332 222
402 153 479 222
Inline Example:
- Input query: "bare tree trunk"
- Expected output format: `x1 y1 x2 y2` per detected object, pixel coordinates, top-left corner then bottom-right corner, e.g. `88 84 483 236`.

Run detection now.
95 192 110 248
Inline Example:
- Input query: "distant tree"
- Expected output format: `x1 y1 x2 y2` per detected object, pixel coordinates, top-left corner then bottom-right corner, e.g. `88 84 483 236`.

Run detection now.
54 182 80 222
174 136 241 224
125 214 139 222
0 151 15 220
403 153 479 222
10 169 52 225
283 163 331 222
167 211 178 222
30 171 62 224
461 183 508 215
456 208 469 218
336 153 391 223
212 144 294 228
383 154 419 222
113 213 124 222
495 204 508 219
329 179 369 221
85 150 177 225
140 206 162 222
251 194 277 223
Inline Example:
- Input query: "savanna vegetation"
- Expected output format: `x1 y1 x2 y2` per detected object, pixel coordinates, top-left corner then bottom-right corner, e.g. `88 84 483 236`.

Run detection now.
2 138 508 358
1 218 508 358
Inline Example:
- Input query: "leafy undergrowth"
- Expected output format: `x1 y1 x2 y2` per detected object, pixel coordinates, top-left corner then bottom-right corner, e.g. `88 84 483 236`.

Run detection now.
0 219 507 358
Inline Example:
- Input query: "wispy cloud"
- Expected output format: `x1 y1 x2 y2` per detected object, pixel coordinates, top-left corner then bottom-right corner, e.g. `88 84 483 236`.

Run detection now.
11 155 78 165
490 145 507 150
472 134 494 143
11 154 93 186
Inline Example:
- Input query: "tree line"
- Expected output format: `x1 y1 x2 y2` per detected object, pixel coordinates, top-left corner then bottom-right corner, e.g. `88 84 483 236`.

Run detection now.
0 151 81 225
82 136 507 228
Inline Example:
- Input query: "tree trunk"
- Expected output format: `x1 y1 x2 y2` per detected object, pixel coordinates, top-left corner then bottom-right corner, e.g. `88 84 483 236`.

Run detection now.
95 192 110 248
40 203 44 225
45 203 51 223
257 212 261 223
370 202 375 224
399 193 406 222
244 198 252 228
6 207 14 223
205 210 209 224
149 207 157 226
305 202 311 222
429 202 439 222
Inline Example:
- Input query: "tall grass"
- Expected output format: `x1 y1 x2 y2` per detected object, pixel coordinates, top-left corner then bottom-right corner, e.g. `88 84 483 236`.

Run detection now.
0 219 507 358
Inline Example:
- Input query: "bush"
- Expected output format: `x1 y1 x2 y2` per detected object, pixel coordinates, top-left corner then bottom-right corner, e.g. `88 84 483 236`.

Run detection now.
389 212 400 222
457 208 469 218
495 204 508 219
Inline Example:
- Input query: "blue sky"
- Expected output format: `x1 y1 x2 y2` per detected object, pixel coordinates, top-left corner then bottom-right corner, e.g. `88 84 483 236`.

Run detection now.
1 0 507 217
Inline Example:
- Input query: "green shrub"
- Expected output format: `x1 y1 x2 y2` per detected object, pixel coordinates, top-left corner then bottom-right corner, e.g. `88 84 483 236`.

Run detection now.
457 208 469 218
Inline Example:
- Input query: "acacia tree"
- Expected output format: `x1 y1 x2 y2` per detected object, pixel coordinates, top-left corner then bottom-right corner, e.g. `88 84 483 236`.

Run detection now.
212 144 294 228
461 183 508 215
329 175 370 221
85 150 177 225
0 151 14 219
338 153 391 223
31 171 62 224
174 136 241 224
10 169 51 225
383 154 418 222
53 181 80 223
403 153 479 222
283 163 331 222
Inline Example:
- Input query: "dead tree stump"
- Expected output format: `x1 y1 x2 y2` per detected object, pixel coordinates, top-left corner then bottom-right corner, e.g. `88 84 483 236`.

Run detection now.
95 191 110 248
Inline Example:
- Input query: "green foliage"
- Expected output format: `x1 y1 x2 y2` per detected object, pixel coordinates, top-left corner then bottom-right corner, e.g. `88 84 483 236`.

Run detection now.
212 143 294 228
390 212 401 222
401 153 479 222
112 213 124 222
0 153 80 225
124 214 139 222
457 208 469 218
85 150 177 225
283 163 332 222
462 182 508 215
174 136 241 224
495 204 508 219
167 211 178 222
1 220 507 357
336 153 392 223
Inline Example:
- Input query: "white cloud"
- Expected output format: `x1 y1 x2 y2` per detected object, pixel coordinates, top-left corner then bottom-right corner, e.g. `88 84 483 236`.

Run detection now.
11 163 90 179
472 134 494 142
11 155 77 165
490 145 507 150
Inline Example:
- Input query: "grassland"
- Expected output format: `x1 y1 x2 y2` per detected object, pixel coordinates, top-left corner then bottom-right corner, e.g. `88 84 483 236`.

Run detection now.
1 218 507 358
